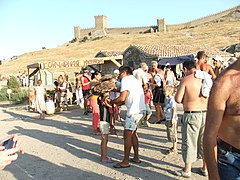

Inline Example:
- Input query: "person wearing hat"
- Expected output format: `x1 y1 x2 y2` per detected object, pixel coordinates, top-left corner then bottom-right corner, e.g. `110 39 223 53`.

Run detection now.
164 63 176 86
196 51 216 79
212 55 224 77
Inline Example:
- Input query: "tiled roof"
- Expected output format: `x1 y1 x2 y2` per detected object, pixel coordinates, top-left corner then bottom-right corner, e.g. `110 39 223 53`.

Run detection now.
95 51 123 57
127 44 231 58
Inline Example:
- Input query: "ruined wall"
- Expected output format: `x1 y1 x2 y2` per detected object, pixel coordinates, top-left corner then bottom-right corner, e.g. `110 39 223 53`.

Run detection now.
167 5 240 31
74 5 239 38
95 15 107 30
74 26 81 40
106 26 155 34
157 18 166 32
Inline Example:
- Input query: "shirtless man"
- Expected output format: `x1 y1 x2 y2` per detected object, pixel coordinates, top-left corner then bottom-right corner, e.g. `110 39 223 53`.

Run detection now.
203 57 240 180
175 60 208 178
196 51 216 79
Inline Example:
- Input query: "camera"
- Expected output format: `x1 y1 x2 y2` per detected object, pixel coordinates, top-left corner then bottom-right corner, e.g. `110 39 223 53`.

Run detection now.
3 138 15 149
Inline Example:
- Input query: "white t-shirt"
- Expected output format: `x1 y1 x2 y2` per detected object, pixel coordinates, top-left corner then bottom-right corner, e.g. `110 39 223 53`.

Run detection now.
133 68 148 85
121 75 146 116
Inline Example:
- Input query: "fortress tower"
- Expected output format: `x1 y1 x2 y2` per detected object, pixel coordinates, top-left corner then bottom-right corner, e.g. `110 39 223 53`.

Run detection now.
94 15 107 30
74 26 81 40
157 18 166 32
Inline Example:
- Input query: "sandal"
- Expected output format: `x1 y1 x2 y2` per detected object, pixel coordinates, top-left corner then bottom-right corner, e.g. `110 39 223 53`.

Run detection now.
101 157 113 164
175 169 191 178
199 168 208 176
130 158 142 164
113 162 130 168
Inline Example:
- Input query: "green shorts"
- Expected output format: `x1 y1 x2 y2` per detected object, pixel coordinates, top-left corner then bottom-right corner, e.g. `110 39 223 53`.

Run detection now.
165 120 178 142
181 111 206 164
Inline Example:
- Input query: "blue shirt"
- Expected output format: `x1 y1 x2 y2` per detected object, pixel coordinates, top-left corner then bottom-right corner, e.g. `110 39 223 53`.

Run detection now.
165 96 178 121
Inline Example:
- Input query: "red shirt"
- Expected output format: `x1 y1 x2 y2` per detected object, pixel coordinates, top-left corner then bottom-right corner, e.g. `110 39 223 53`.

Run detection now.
144 90 152 105
82 76 90 90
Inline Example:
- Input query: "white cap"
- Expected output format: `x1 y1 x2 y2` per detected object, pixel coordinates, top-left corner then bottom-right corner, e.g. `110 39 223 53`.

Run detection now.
165 62 170 66
113 69 119 74
213 55 223 62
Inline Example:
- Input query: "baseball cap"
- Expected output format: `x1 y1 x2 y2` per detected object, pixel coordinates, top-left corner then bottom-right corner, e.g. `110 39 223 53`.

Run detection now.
113 69 120 74
213 55 223 62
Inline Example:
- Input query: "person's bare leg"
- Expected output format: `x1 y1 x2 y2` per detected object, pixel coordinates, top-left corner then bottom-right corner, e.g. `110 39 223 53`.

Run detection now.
121 130 132 165
101 134 108 161
132 131 140 162
202 159 207 171
154 103 160 122
84 98 88 113
184 163 192 173
159 105 165 120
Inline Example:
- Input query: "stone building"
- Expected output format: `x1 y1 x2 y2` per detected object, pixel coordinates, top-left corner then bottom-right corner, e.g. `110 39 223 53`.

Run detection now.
122 44 231 68
93 51 123 74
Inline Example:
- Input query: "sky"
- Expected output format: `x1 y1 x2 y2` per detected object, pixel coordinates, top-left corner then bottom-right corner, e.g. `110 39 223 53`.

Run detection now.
0 0 239 60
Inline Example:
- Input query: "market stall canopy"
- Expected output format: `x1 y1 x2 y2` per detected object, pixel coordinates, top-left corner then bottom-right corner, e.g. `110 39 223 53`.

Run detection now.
27 62 43 69
158 54 194 66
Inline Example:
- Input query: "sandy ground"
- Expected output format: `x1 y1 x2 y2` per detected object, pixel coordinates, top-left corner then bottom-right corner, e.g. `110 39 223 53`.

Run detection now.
0 103 208 180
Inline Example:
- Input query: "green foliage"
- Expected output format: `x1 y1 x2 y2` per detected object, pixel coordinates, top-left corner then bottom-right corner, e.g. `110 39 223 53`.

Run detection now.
0 87 28 102
0 88 8 101
7 76 20 92
10 89 28 102
69 38 77 43
81 36 88 42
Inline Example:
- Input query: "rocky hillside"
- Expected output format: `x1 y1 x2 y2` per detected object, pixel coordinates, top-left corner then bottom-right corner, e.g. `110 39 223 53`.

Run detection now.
1 7 240 76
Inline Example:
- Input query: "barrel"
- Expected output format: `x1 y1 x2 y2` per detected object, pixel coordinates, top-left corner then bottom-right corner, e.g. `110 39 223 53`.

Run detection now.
45 100 55 114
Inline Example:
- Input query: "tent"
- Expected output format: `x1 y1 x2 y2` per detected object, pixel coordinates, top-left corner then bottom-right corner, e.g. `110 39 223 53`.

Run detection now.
158 54 194 66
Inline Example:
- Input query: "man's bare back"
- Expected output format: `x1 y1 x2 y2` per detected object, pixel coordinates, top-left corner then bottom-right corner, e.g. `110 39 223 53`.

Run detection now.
196 63 216 79
210 63 240 149
175 73 208 111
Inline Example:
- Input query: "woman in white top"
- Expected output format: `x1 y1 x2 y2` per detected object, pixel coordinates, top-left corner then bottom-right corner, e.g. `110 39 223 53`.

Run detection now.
34 79 46 119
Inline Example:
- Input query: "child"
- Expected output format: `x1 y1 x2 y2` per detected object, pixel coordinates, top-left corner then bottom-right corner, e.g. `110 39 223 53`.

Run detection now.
164 85 178 154
97 92 114 163
142 83 152 127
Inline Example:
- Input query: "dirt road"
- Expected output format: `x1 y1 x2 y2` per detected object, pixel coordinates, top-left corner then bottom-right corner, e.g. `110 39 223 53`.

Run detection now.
0 104 207 180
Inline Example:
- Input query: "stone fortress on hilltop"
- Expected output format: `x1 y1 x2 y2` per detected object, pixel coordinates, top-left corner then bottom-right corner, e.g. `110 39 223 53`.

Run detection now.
73 5 240 41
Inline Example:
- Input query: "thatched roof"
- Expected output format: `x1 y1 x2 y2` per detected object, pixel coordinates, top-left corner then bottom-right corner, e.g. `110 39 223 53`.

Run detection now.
95 51 123 57
124 44 231 58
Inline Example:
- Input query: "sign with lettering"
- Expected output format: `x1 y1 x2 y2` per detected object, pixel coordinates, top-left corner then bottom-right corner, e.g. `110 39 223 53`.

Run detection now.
42 59 105 69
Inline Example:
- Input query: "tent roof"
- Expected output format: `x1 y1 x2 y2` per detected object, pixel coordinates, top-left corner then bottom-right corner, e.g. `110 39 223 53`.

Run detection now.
158 54 194 65
27 62 43 69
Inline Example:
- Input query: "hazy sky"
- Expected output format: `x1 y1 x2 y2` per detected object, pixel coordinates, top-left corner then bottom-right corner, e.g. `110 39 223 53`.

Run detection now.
0 0 239 60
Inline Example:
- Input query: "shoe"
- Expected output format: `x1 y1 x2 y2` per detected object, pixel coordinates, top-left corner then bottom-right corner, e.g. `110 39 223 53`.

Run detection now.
175 169 191 178
101 157 113 164
167 148 178 155
83 112 88 115
113 163 130 168
130 158 142 164
199 168 208 176
146 121 151 127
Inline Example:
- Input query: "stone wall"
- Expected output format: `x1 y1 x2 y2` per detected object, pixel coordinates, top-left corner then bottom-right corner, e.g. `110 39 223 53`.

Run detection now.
74 5 239 38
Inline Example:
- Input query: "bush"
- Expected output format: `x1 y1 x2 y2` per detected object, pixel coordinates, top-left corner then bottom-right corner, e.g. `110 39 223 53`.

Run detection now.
0 88 8 101
11 89 28 102
69 38 77 43
7 76 20 93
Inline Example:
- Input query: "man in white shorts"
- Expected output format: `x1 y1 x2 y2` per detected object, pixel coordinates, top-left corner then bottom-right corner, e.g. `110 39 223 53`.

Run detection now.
110 66 146 168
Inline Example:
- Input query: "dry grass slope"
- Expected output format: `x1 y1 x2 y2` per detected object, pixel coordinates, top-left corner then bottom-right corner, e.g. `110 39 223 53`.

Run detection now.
1 15 240 76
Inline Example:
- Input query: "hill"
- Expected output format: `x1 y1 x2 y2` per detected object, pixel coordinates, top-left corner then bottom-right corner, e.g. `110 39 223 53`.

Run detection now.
1 7 240 76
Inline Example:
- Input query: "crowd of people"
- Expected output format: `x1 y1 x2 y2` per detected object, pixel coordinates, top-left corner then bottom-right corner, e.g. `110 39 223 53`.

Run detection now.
3 51 239 180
